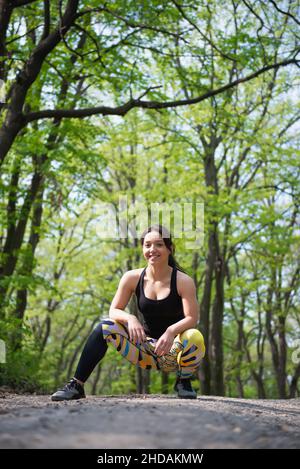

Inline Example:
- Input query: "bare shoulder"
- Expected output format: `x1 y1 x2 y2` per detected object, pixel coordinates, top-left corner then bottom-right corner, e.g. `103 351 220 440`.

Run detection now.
121 268 144 291
176 270 196 295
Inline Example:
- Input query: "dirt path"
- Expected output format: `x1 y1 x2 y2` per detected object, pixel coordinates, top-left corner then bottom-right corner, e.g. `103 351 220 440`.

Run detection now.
0 393 299 449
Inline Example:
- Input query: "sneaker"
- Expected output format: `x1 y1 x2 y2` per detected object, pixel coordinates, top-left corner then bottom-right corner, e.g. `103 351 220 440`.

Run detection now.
174 377 197 399
51 378 86 401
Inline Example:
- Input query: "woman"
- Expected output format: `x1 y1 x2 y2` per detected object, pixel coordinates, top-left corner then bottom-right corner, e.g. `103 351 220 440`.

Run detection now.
51 225 205 401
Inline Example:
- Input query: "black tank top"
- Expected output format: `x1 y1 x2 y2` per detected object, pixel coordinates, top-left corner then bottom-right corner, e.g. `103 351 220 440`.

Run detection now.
135 267 184 339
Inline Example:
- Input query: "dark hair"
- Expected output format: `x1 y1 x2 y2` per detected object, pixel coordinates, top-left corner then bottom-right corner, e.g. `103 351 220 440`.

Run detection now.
140 224 186 273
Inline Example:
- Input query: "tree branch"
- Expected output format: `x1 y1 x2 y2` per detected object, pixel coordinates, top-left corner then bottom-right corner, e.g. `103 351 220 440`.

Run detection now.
100 5 190 44
41 0 50 41
171 0 236 62
25 56 300 123
0 0 80 167
268 0 300 27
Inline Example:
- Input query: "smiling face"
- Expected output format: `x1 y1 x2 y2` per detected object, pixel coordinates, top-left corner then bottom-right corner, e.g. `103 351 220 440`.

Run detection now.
142 230 172 266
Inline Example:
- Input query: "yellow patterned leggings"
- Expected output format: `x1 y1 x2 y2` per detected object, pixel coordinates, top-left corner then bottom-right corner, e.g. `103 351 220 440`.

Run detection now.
101 318 205 379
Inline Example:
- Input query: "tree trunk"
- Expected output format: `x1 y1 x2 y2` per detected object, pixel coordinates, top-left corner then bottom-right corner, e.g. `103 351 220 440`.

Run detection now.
236 319 244 398
0 1 13 82
199 130 224 396
199 257 213 394
0 169 44 313
289 363 300 398
11 184 44 351
278 315 287 398
161 371 169 394
211 246 225 395
137 368 150 394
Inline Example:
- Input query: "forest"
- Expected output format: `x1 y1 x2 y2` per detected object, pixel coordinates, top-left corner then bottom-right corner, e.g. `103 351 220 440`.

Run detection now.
0 0 299 399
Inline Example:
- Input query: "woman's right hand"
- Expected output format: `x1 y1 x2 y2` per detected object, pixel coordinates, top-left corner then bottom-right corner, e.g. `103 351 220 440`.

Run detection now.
127 316 147 344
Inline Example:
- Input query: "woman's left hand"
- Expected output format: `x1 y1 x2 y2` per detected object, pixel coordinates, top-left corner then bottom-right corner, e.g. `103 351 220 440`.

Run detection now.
154 329 175 356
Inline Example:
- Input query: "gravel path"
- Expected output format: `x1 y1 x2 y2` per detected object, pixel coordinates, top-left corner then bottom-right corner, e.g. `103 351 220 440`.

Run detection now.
0 393 299 449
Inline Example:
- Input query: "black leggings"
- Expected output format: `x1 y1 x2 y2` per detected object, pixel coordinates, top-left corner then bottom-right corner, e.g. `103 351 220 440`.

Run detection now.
74 322 108 383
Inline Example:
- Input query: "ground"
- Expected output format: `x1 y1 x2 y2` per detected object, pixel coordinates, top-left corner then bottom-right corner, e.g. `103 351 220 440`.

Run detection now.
0 391 299 449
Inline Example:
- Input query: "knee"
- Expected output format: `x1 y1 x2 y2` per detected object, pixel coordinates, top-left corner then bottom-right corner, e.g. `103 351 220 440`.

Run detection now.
98 318 116 335
101 318 115 326
180 328 205 351
99 318 128 337
87 321 107 344
92 321 104 335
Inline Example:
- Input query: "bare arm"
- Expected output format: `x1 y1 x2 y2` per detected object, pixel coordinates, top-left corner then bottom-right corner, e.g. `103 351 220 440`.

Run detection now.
109 271 146 343
109 271 134 325
167 275 199 336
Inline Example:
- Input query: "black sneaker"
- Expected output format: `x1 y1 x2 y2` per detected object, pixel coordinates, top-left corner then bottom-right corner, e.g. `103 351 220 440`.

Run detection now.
51 378 86 401
174 377 197 399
